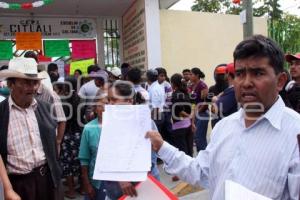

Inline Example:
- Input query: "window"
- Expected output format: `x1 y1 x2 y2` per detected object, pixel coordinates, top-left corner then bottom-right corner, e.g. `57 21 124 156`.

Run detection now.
103 19 120 68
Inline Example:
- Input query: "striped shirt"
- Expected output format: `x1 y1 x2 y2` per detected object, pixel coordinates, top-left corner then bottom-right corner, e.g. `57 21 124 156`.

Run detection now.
160 81 172 110
158 96 300 200
7 97 46 174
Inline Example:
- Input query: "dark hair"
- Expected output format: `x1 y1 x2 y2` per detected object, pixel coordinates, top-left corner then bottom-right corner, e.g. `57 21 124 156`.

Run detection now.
228 72 235 79
134 92 146 104
47 63 58 73
182 69 191 73
111 81 146 104
112 81 134 97
233 35 284 74
120 63 131 79
87 65 100 74
65 77 77 92
146 69 158 83
74 69 82 75
95 77 105 87
191 67 205 79
121 63 131 69
127 67 142 84
24 51 38 62
0 65 8 71
171 73 187 94
6 78 16 85
156 67 167 76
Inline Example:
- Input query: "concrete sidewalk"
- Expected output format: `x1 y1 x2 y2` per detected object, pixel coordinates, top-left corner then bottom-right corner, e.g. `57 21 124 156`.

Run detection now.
65 163 204 200
180 190 209 200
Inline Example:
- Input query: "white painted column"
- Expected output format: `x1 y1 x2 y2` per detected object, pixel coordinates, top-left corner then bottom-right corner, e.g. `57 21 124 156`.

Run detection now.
118 17 124 65
96 17 105 68
144 0 162 69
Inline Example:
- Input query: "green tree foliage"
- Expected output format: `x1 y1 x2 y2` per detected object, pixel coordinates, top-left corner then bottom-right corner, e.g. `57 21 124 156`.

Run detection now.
191 0 224 13
252 0 282 19
191 0 282 18
271 14 300 53
191 0 241 14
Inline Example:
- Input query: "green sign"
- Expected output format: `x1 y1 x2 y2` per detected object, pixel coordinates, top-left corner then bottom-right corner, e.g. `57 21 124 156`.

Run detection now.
44 40 70 57
0 41 13 60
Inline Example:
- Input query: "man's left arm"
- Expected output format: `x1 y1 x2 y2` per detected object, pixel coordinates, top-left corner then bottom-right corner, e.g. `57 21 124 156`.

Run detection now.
56 122 66 151
287 144 300 200
51 92 66 153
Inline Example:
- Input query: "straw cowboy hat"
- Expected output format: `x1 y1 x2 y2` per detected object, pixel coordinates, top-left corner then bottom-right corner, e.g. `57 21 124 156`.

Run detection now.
0 57 45 80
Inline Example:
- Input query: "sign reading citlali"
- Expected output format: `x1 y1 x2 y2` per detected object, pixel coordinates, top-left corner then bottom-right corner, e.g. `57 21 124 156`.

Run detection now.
0 17 97 39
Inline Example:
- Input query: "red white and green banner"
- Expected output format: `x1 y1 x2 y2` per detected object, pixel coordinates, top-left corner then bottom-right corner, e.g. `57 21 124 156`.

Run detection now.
0 0 53 9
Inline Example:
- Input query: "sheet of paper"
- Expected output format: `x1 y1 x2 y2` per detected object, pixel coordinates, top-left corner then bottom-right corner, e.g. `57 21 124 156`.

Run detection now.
93 171 148 182
93 105 152 179
225 180 272 200
120 175 178 200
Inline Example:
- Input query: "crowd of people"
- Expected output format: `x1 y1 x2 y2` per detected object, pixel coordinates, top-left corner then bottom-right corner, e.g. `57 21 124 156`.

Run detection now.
0 34 299 200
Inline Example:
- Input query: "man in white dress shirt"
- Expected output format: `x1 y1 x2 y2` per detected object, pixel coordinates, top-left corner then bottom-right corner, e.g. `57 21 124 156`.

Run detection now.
147 35 300 200
146 69 165 127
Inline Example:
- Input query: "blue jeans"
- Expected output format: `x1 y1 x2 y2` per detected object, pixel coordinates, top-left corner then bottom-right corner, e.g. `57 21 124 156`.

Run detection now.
103 159 160 200
195 111 209 151
84 184 106 200
102 181 123 200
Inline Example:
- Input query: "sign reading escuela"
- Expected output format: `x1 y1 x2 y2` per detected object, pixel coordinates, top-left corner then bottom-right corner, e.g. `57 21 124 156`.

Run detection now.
0 17 97 39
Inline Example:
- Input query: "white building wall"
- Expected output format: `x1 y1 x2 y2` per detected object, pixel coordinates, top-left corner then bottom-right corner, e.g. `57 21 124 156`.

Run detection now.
144 0 163 69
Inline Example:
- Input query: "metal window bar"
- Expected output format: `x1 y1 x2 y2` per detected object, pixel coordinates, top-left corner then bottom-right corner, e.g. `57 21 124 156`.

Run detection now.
110 19 114 67
105 20 110 67
115 19 119 67
103 19 120 68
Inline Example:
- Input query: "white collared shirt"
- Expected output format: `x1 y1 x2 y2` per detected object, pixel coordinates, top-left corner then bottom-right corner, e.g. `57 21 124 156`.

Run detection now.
147 81 165 112
158 96 300 200
78 80 99 99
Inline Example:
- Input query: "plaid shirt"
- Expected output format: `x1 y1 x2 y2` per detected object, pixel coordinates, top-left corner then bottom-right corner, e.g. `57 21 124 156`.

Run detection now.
7 97 46 174
36 84 66 122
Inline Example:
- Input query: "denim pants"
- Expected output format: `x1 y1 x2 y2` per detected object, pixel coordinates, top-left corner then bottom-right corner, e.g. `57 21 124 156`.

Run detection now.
84 184 106 200
103 161 160 200
195 111 209 152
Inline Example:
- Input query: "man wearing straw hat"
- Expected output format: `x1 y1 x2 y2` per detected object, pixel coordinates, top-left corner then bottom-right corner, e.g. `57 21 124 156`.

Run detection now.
0 57 62 200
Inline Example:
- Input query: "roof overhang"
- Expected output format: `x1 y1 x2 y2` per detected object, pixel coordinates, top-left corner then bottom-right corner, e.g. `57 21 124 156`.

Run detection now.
0 0 133 17
159 0 180 9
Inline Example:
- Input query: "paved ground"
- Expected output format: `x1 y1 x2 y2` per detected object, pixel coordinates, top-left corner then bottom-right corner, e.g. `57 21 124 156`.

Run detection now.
64 164 198 200
65 140 212 200
180 190 209 200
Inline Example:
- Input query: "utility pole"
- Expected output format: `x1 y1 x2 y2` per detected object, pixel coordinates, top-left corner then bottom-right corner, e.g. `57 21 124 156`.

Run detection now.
242 0 253 39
